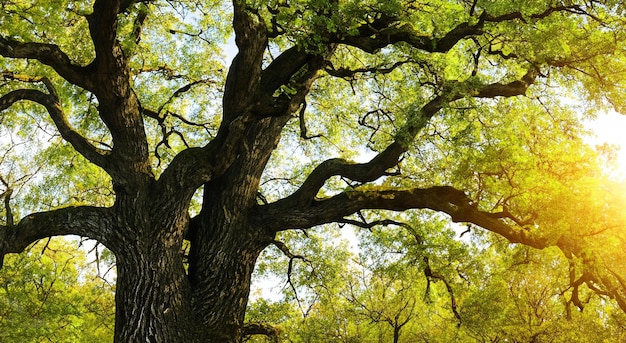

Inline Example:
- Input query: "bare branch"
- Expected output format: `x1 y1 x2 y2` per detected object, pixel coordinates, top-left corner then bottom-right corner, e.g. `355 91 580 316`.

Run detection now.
272 239 311 317
298 102 322 140
423 256 461 325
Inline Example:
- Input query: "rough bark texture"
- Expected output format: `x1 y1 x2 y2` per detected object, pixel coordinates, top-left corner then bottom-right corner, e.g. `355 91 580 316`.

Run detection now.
1 1 625 342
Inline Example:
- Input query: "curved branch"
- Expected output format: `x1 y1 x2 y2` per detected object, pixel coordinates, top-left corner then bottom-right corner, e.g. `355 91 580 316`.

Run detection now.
256 185 548 249
0 206 116 268
0 74 110 169
335 4 591 55
325 60 411 79
336 16 484 54
242 322 280 342
0 36 93 90
480 4 592 23
269 69 538 208
156 114 250 195
257 46 313 98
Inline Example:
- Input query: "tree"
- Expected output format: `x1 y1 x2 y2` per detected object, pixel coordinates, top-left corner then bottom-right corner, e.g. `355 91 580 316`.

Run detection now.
0 238 115 342
1 0 626 341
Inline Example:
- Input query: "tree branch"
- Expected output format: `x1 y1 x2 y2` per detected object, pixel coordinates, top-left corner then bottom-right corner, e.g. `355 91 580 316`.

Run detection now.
0 36 94 91
336 16 484 54
0 73 110 169
242 322 280 342
265 69 538 209
324 60 410 79
480 5 591 23
256 185 548 249
222 0 268 120
86 0 122 71
0 177 13 227
0 206 116 268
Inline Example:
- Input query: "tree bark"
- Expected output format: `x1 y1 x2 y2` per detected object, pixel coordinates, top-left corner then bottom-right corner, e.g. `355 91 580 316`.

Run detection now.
113 239 204 342
188 117 288 342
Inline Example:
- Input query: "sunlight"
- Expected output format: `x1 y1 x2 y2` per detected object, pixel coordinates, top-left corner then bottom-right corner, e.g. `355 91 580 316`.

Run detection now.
586 111 626 179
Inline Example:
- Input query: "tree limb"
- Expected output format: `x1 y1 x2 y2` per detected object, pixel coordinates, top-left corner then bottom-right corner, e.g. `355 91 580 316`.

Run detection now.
256 185 548 249
86 0 122 72
0 177 13 227
266 69 537 209
0 73 110 169
242 322 280 343
336 16 484 54
0 206 116 268
222 0 268 120
0 36 94 91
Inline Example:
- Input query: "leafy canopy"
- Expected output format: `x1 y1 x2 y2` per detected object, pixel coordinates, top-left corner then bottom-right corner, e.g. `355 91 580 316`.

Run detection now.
1 0 626 341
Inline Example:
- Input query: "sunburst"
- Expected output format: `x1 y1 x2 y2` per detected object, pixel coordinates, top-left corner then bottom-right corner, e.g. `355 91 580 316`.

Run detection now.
588 111 626 179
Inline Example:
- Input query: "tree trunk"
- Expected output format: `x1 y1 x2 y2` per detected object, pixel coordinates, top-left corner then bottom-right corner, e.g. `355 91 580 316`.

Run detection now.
108 194 208 342
187 117 287 342
97 107 286 342
188 217 272 342
114 242 204 342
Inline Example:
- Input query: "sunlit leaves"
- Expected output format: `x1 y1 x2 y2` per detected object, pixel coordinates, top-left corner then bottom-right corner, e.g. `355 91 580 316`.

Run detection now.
0 0 94 64
2 0 626 340
0 238 114 342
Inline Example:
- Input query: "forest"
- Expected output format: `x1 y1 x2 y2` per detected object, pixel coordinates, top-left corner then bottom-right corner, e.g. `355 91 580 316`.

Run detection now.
1 0 626 342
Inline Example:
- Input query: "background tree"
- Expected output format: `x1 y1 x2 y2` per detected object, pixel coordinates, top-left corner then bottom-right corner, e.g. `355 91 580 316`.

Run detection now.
1 0 626 342
0 238 115 342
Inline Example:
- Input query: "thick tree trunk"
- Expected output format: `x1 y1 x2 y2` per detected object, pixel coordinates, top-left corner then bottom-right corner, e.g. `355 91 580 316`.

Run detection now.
187 117 287 342
110 192 208 342
187 165 275 342
114 242 204 342
95 105 286 342
188 217 272 342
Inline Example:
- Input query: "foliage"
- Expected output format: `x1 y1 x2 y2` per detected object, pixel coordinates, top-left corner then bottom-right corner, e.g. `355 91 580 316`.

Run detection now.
1 0 626 342
248 221 626 342
0 238 115 342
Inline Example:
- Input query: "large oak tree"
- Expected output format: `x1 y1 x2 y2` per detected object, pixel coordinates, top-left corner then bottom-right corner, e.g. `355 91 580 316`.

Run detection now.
1 0 626 341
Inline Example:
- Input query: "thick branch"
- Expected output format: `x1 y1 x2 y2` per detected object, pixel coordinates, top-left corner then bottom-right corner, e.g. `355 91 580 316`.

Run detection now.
0 37 94 90
86 0 122 71
271 70 537 207
0 206 115 268
337 17 483 54
156 115 250 195
242 322 280 342
325 60 410 79
83 0 153 183
0 74 110 169
0 177 13 227
481 5 590 23
257 47 313 98
335 5 589 55
256 186 548 249
222 0 268 120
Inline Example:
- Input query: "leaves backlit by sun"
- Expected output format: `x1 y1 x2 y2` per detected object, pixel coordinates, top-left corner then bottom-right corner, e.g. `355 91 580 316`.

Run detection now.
587 112 626 180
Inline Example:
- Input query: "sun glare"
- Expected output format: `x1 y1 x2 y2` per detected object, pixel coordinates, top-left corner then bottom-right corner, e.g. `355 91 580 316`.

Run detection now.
587 111 626 179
